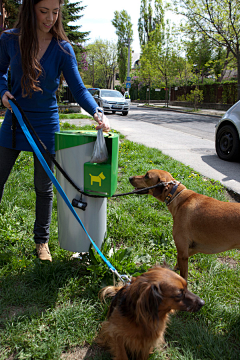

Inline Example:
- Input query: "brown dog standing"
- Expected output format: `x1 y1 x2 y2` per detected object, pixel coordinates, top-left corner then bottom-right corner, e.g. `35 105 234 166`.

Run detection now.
97 265 204 360
129 169 240 280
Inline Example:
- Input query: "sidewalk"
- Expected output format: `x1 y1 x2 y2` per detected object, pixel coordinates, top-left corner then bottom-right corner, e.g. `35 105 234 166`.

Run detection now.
136 103 226 118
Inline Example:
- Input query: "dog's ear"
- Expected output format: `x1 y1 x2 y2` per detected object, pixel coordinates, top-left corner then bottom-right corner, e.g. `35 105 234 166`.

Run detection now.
136 283 163 325
152 175 167 199
153 185 164 198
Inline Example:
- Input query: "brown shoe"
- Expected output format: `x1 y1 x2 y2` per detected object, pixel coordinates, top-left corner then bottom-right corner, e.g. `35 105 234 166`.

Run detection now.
36 243 52 261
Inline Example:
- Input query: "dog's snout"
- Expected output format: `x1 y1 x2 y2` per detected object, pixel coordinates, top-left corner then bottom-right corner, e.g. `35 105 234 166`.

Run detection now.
198 298 205 309
190 296 205 312
183 291 205 312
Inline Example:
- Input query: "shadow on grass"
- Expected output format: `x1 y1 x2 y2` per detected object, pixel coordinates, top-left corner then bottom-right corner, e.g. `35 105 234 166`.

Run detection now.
162 312 240 360
0 256 99 325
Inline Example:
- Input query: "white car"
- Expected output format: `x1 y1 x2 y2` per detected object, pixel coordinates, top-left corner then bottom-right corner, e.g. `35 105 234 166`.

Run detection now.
215 100 240 161
93 89 129 116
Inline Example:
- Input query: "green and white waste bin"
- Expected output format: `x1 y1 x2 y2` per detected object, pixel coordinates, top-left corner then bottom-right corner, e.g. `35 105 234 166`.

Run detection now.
55 130 119 252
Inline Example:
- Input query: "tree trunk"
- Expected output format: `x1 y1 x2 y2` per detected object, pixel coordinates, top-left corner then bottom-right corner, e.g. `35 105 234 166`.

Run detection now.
165 77 168 107
148 81 151 104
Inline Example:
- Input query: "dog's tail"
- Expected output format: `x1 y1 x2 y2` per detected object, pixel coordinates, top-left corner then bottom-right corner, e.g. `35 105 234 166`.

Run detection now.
99 283 124 302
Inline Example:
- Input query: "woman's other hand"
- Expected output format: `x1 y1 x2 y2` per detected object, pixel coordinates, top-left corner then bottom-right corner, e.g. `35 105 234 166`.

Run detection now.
94 112 110 132
2 91 15 111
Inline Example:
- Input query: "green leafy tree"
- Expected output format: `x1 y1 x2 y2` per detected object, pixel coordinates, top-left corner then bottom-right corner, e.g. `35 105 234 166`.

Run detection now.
138 40 158 103
112 10 133 84
186 34 212 83
174 0 240 99
83 40 118 89
210 47 235 82
174 56 198 98
151 18 180 106
138 0 164 46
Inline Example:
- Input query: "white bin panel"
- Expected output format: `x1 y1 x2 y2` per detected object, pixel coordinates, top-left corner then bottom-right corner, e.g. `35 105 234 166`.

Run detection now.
56 143 107 252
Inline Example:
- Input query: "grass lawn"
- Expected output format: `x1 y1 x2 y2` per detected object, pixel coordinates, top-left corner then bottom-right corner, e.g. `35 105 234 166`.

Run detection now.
0 123 239 359
59 113 92 120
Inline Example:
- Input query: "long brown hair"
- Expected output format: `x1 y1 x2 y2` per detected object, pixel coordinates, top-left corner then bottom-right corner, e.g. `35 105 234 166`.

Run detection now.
15 0 69 97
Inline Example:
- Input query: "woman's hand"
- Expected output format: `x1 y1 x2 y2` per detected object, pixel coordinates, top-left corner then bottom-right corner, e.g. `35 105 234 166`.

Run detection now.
2 91 15 111
94 111 110 132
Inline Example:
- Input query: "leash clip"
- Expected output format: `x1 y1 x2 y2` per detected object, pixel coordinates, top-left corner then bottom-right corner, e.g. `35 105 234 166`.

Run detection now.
111 269 131 284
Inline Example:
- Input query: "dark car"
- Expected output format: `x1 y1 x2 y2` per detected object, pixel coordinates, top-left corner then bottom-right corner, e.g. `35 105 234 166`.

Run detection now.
215 101 240 161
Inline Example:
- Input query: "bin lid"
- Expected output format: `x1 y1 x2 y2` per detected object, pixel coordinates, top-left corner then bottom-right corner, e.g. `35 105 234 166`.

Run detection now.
55 130 118 151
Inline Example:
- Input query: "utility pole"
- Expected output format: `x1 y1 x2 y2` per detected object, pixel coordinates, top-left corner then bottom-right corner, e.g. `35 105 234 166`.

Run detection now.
127 38 131 79
125 37 132 93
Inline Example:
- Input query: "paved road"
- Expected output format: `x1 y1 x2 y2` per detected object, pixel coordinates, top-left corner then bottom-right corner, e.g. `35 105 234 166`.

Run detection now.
117 104 218 140
71 104 240 195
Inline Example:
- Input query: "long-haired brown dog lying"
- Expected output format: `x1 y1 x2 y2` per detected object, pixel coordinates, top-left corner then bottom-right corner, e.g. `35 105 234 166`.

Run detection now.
97 265 204 360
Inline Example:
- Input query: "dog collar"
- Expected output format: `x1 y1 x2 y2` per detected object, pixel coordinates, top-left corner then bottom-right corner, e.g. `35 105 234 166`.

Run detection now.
164 182 180 205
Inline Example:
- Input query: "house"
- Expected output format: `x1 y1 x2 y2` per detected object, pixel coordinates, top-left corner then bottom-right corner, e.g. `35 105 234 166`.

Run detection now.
132 50 140 69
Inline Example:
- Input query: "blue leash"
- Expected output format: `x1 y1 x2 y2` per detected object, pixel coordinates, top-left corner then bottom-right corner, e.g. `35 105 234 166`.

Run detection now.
9 100 130 283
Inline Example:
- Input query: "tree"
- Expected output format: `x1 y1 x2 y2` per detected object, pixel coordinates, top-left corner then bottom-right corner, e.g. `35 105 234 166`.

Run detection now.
210 46 236 82
61 0 90 64
62 0 89 44
138 40 158 103
2 0 20 29
83 40 118 89
185 34 212 83
173 56 198 98
112 10 133 84
154 21 180 106
174 0 240 99
138 0 164 46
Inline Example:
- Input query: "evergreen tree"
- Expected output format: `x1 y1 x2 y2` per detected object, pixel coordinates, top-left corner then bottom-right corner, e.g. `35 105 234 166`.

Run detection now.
62 0 89 44
61 0 90 66
2 0 21 29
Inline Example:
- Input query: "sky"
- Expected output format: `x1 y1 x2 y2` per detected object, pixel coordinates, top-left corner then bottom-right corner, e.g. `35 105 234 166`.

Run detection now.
69 0 142 53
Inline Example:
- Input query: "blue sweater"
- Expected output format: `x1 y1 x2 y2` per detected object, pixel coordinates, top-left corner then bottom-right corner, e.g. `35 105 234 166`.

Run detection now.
0 29 98 153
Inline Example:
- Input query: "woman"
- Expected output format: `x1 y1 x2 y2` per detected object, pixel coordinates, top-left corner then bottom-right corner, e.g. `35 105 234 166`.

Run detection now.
0 0 110 261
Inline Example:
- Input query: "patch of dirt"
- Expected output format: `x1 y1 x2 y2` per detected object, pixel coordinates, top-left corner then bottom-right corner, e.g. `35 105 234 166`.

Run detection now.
61 344 106 360
218 256 239 269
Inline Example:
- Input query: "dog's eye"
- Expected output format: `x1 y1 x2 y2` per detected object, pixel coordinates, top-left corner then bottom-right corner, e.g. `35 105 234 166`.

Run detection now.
175 290 184 300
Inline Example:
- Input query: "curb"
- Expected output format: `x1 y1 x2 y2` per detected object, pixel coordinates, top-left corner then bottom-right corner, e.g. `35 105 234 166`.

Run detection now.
137 105 224 118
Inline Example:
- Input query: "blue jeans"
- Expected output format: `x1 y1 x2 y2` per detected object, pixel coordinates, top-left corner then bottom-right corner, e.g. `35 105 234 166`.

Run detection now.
0 146 54 244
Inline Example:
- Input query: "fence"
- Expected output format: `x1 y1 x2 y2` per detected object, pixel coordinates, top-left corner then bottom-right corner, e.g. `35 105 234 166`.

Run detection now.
129 82 238 104
171 83 238 105
129 85 168 101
